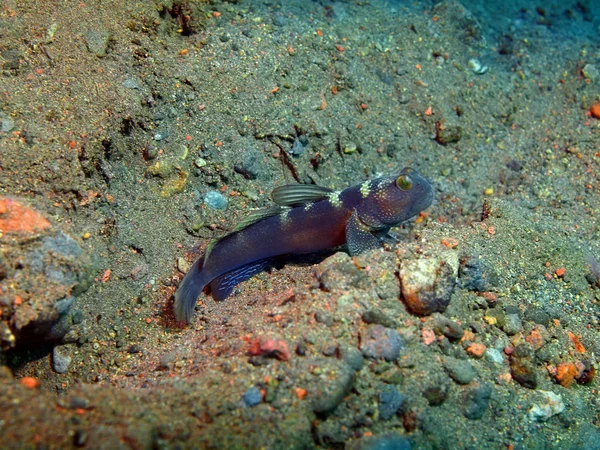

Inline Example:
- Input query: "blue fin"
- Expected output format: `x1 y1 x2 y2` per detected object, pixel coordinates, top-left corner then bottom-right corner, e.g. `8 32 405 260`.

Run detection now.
174 256 207 323
210 259 272 301
345 211 382 256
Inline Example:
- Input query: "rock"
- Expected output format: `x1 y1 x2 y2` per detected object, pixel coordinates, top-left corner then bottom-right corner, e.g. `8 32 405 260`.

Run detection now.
84 30 111 57
510 344 538 389
378 387 406 420
399 250 458 316
529 390 564 422
360 325 404 362
203 191 228 210
0 198 91 349
502 313 523 335
361 309 395 328
340 346 364 371
433 313 464 340
52 346 72 374
444 358 477 385
241 387 262 407
435 124 462 145
462 383 492 420
312 366 355 415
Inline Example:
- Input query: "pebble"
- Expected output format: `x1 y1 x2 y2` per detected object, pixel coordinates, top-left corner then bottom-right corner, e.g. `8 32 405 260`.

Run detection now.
444 358 477 385
360 325 404 362
290 138 307 156
422 374 450 406
340 346 364 371
399 251 458 316
462 383 492 420
52 346 72 374
359 433 412 450
510 344 538 389
1 118 14 133
378 387 406 420
84 29 111 57
312 367 355 415
529 390 564 422
484 348 504 365
582 64 599 81
203 190 228 210
502 313 523 335
242 387 262 407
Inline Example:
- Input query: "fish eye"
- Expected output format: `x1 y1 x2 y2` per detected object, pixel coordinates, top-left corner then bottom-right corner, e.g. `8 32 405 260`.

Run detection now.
396 174 413 191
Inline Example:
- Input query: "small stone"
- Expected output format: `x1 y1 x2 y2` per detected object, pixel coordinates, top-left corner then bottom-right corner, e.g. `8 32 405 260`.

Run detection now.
360 325 404 362
399 251 458 316
462 383 492 420
466 342 486 358
177 257 191 274
510 345 538 389
339 346 364 371
433 313 464 340
52 346 72 374
194 157 207 168
312 367 355 415
362 309 395 328
582 64 599 81
502 313 523 335
84 30 111 57
435 124 462 145
378 387 406 420
529 390 564 422
484 348 504 365
1 118 14 133
359 433 412 450
444 358 477 385
242 387 262 407
203 190 228 210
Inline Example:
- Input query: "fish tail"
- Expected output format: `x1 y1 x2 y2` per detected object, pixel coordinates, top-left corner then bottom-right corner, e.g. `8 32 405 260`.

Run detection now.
174 256 206 323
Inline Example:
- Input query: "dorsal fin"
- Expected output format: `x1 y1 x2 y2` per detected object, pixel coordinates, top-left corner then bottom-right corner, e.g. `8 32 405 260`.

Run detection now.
271 184 334 207
204 206 283 262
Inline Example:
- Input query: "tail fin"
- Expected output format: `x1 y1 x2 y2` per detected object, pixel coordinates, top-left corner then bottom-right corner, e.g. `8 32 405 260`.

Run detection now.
174 256 206 323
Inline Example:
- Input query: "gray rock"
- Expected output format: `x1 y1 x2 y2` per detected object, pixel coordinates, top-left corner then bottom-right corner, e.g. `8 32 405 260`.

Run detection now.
360 325 404 362
444 358 477 384
462 383 492 420
312 367 355 415
340 346 364 371
378 387 406 420
52 346 72 374
84 30 111 57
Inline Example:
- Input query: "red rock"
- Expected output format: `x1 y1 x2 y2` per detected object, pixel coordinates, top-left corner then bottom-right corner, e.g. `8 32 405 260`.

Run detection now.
0 197 50 235
249 337 290 361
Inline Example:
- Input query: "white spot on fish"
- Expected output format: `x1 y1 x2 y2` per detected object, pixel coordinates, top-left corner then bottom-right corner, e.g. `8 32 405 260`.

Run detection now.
327 191 342 208
360 181 371 198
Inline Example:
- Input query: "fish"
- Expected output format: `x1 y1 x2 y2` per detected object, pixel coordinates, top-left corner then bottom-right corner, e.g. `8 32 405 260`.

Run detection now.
174 167 434 323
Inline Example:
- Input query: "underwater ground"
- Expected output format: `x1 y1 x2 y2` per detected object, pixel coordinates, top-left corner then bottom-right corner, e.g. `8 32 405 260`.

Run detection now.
1 0 599 448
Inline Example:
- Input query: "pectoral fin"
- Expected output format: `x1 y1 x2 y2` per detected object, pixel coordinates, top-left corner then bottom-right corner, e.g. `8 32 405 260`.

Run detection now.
345 211 383 256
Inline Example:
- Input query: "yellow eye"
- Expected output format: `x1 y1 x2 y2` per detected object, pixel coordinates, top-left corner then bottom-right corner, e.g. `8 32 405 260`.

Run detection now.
396 174 413 191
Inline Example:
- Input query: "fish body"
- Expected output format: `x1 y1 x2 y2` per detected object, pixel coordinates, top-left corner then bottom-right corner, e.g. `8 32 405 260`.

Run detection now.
175 167 433 323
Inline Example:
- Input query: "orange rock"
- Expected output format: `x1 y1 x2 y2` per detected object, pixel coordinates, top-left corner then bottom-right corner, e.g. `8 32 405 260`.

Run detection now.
555 362 578 387
567 331 586 353
466 342 486 358
19 377 41 389
590 102 600 119
421 327 436 345
0 197 50 235
295 387 308 400
525 327 545 350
